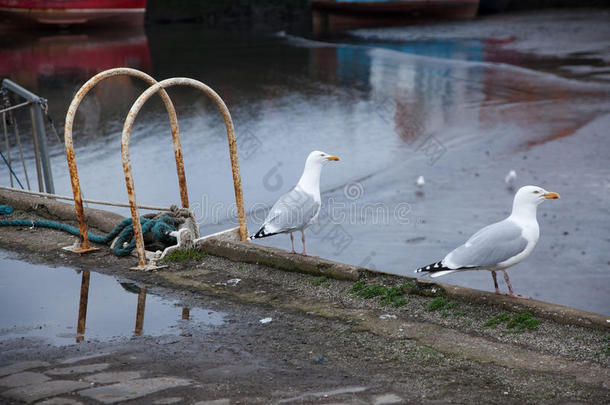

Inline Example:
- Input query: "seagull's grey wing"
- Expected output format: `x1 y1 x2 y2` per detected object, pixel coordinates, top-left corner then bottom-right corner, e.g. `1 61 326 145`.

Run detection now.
444 220 528 269
261 187 321 235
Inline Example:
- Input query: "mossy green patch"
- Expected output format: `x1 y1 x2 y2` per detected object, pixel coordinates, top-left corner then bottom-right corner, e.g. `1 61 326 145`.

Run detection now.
484 313 511 328
357 284 387 299
311 276 328 286
426 296 459 312
159 248 207 263
506 311 540 332
350 280 366 293
484 311 540 333
418 346 441 357
350 281 408 307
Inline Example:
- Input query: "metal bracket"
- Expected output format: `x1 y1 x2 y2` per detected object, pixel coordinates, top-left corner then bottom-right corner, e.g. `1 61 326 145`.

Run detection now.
62 241 100 254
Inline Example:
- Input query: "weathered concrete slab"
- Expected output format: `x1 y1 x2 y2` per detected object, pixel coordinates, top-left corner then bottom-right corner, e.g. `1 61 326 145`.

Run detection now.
78 377 192 404
0 361 50 377
199 231 609 331
84 371 142 384
153 397 183 404
59 351 115 365
192 400 230 405
433 280 610 331
46 363 110 376
0 371 50 387
373 393 404 404
197 237 361 281
38 398 84 405
2 380 90 403
278 386 369 403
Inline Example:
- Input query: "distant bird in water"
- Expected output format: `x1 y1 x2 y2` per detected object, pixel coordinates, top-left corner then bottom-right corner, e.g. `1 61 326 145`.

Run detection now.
504 170 517 188
415 185 559 298
249 151 340 255
416 176 425 187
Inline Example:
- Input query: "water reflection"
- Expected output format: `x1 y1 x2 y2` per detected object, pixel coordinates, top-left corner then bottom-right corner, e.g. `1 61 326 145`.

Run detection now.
76 270 90 343
0 253 224 346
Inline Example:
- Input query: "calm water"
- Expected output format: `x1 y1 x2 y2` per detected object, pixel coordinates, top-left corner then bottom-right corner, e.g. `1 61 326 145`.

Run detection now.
0 252 224 346
1 12 609 314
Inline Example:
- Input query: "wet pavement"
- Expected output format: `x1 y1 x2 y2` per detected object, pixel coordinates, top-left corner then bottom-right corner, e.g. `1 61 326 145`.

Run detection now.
0 251 224 346
1 9 609 313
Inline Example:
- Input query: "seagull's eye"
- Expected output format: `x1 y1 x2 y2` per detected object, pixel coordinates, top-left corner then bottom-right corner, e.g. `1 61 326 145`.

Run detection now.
320 153 324 157
533 190 540 194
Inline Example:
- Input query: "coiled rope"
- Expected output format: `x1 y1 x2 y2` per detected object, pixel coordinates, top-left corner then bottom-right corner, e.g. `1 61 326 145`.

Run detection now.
0 205 176 256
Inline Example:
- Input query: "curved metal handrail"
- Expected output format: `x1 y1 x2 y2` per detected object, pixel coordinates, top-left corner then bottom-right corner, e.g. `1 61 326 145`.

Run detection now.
121 77 247 269
64 68 188 253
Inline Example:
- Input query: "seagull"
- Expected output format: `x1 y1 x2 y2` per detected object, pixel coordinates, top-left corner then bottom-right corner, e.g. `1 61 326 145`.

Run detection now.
415 185 559 298
416 176 425 187
250 151 340 255
505 170 517 187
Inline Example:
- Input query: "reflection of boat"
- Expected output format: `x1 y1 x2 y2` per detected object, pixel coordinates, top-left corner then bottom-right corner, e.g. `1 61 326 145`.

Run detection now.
0 0 146 26
311 0 479 18
0 28 151 89
312 0 479 36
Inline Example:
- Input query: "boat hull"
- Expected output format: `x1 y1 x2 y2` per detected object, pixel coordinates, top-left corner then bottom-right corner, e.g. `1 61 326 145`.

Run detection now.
311 0 479 18
0 0 145 25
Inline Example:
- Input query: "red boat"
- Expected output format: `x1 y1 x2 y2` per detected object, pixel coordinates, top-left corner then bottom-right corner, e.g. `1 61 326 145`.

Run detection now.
0 0 146 26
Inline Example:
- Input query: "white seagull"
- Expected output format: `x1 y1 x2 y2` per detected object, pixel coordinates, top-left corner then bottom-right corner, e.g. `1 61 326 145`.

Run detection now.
250 151 340 255
505 170 517 187
415 185 559 298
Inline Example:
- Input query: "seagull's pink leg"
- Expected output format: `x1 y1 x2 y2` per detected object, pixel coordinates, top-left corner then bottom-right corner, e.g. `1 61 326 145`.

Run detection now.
289 233 296 254
301 231 307 255
491 271 501 295
503 270 529 299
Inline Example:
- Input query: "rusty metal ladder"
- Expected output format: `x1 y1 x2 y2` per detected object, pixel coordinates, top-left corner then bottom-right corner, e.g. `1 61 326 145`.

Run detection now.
64 68 247 270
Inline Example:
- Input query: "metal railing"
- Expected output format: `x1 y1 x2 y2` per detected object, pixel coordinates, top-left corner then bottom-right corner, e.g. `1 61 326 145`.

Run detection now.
120 77 248 269
63 68 247 269
1 79 55 194
63 68 184 254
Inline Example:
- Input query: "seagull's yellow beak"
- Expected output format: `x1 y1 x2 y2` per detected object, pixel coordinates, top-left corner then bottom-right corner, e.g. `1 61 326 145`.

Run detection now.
326 156 340 161
543 191 560 199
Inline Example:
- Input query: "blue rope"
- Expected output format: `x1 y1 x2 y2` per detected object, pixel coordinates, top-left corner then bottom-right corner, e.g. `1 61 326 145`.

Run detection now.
0 205 176 257
0 205 13 215
0 150 24 189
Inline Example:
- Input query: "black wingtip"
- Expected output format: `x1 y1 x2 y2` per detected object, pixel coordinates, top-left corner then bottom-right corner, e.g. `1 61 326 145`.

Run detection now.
249 226 278 240
415 261 447 274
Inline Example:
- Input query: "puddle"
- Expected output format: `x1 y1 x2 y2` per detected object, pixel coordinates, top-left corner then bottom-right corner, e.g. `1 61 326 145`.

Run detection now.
0 251 224 346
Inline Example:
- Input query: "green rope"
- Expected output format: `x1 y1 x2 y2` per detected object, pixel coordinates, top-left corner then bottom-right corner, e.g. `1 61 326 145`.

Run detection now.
0 205 176 257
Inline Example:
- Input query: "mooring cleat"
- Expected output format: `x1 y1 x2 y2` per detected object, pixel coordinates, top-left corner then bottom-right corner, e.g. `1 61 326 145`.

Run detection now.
62 241 99 254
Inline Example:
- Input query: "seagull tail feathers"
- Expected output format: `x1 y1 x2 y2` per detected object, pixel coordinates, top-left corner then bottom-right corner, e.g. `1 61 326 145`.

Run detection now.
414 261 455 277
249 226 279 240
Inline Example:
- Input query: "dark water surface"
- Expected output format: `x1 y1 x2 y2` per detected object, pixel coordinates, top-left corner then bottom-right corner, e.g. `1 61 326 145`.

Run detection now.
1 11 609 314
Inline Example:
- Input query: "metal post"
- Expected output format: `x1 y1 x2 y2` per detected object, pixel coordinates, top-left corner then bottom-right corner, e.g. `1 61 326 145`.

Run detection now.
76 270 90 343
32 102 54 194
134 288 146 336
2 79 54 193
2 111 12 188
29 106 44 192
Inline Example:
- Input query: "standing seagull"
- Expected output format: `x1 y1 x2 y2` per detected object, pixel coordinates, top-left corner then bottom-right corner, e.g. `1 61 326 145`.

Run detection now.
250 151 340 255
415 185 559 298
